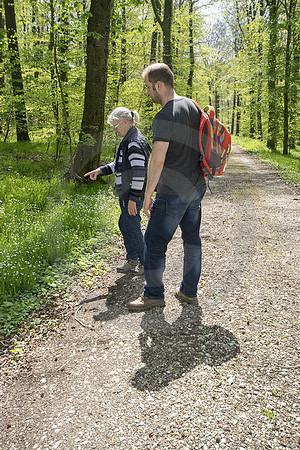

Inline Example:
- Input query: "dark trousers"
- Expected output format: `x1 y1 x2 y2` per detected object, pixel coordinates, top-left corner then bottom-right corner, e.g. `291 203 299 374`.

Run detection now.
118 197 144 265
143 184 206 299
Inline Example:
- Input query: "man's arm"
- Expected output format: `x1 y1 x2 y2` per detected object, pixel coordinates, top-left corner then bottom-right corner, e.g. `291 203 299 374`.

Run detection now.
143 140 169 217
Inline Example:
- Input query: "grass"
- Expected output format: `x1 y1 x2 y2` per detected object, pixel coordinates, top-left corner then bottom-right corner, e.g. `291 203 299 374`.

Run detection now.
0 141 120 334
232 136 300 187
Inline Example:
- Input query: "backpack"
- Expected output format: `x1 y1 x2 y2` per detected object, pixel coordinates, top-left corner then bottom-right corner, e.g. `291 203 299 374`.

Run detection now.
193 101 231 180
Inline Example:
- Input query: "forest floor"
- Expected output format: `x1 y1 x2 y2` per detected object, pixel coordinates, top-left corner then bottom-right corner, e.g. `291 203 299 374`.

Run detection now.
0 145 299 449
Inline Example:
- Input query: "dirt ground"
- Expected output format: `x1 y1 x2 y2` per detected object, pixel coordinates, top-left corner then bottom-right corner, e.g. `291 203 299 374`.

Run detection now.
0 145 299 449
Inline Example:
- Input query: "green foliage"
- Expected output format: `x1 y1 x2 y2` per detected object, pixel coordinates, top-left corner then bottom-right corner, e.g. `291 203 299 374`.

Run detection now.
0 141 120 334
233 135 300 186
262 409 276 420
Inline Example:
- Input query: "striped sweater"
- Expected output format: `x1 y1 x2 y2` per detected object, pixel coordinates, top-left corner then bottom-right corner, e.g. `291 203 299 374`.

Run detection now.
99 127 149 202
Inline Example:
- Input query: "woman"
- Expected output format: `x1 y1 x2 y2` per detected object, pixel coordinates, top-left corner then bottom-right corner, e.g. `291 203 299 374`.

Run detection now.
84 107 150 274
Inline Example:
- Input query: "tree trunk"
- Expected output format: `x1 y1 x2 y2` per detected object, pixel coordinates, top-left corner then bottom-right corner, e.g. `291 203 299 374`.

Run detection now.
120 2 127 85
110 8 119 106
266 0 278 151
151 0 173 69
289 52 299 149
249 86 255 138
150 18 159 63
162 0 172 68
215 90 220 118
282 0 297 155
236 94 241 136
58 0 69 134
186 0 194 98
3 0 30 141
0 1 5 135
256 0 265 140
73 0 112 178
49 0 61 158
231 89 236 135
283 18 292 155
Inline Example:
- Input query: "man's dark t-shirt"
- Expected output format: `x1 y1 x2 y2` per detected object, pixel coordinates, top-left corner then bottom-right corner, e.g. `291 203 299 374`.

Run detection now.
152 96 205 195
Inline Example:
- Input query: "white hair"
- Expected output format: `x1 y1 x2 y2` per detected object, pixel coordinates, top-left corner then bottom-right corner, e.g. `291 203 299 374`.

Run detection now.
107 107 140 126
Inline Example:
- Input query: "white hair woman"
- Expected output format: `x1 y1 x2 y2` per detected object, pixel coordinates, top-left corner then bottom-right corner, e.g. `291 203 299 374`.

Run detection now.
84 107 150 274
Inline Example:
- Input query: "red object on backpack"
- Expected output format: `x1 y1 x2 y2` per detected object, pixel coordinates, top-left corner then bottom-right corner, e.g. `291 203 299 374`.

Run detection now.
193 101 231 180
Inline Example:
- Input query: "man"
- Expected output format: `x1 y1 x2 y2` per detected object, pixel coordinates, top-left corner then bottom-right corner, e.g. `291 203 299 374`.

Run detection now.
127 63 206 312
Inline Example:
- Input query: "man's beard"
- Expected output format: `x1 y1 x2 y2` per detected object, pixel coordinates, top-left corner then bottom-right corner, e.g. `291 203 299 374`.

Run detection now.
151 88 162 105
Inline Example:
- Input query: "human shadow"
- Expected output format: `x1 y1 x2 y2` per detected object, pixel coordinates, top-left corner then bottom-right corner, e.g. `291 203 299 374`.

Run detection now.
92 272 145 323
131 304 240 391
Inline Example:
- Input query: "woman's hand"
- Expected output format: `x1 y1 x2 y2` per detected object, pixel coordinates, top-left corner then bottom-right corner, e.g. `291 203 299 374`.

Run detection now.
128 199 137 216
84 168 102 180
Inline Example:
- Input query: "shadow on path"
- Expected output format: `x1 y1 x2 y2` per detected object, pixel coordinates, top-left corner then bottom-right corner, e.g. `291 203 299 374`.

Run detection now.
92 273 145 322
131 305 240 391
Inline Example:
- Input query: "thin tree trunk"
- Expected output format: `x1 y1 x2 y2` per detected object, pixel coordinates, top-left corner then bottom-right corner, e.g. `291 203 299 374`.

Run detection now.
50 0 71 154
120 2 127 85
256 0 265 140
208 80 212 106
236 94 241 136
266 0 278 151
162 0 172 68
289 52 299 149
150 18 159 63
59 0 69 134
283 19 292 155
151 0 173 69
215 90 220 117
186 0 194 98
249 86 255 138
3 0 30 141
282 0 297 155
231 89 236 135
49 0 61 158
0 0 5 135
110 9 119 105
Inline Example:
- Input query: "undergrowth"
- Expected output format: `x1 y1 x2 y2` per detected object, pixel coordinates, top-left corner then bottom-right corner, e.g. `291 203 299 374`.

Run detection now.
0 141 119 334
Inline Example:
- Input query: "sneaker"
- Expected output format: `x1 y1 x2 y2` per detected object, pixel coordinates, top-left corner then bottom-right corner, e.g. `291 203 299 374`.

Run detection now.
175 290 197 304
127 296 165 312
117 259 138 273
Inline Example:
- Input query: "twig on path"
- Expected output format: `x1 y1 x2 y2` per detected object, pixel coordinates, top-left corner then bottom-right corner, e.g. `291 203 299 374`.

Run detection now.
74 304 94 329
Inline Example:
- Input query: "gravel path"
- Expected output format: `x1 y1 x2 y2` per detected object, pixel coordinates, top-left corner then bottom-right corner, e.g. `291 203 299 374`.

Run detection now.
1 145 299 449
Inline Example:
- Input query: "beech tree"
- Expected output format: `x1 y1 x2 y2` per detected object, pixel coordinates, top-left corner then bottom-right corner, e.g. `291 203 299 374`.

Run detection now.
282 0 298 154
150 0 173 68
73 0 112 178
3 0 29 141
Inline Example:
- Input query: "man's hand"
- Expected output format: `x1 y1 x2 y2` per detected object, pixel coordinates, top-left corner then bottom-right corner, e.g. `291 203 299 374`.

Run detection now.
128 199 137 216
84 168 102 180
142 140 169 218
143 194 153 218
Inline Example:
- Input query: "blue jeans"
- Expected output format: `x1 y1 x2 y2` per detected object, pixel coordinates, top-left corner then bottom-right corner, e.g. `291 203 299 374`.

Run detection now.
143 184 206 299
119 197 144 264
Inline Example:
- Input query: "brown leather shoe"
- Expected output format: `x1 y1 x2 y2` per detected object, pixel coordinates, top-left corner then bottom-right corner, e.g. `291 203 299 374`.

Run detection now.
127 296 165 312
175 290 197 304
117 259 138 273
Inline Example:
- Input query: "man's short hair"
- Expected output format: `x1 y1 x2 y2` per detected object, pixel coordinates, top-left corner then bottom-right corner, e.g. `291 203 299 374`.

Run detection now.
142 63 174 89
